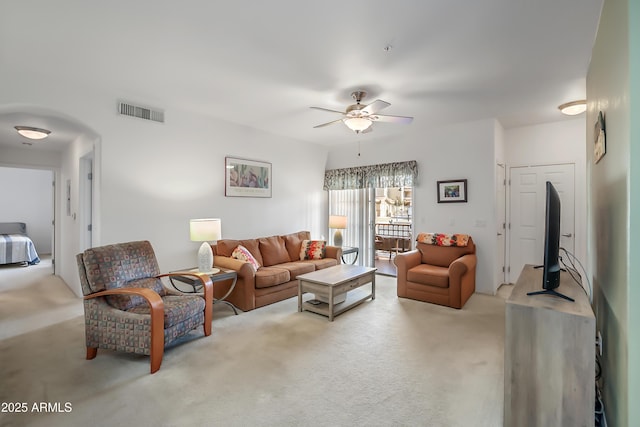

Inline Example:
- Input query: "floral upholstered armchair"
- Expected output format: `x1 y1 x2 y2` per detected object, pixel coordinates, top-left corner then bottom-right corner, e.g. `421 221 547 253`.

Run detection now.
76 241 213 373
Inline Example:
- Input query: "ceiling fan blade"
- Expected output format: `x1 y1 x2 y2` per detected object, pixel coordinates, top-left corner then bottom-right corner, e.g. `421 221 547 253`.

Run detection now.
362 100 391 115
313 118 344 128
371 114 414 124
310 106 345 115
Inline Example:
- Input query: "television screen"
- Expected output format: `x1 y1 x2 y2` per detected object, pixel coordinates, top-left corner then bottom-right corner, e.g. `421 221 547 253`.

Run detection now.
542 181 561 291
527 181 574 302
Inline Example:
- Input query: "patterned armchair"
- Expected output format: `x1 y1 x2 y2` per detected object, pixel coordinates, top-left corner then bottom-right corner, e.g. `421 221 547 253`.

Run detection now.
76 241 213 374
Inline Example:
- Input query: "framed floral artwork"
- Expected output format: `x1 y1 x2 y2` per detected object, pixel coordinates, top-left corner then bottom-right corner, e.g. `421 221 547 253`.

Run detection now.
225 157 272 198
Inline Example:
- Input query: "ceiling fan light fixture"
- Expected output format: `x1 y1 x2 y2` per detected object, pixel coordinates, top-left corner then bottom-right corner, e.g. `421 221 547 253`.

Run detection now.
344 117 372 133
14 126 51 140
558 100 586 116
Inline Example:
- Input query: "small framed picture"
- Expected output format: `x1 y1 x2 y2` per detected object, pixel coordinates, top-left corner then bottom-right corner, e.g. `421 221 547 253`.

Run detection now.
225 156 272 198
594 111 606 164
437 179 468 203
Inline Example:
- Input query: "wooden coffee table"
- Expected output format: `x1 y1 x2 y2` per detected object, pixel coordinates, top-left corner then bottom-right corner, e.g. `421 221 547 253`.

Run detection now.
297 265 376 321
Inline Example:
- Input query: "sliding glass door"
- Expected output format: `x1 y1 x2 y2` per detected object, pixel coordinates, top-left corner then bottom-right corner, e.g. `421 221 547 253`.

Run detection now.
328 187 376 267
324 160 418 271
374 186 413 276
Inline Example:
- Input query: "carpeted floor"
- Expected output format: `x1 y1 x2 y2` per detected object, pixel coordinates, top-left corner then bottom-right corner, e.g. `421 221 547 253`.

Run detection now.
0 263 509 427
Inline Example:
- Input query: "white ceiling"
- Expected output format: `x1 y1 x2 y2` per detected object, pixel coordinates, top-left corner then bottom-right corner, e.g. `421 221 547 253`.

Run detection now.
0 0 603 152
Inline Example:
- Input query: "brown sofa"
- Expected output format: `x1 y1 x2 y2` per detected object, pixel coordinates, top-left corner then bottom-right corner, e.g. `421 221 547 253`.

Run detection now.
394 236 476 309
211 231 342 311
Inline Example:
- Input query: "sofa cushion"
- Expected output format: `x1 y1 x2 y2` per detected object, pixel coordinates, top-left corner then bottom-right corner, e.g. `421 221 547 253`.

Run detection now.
255 266 291 289
282 231 311 261
259 236 290 267
416 238 475 268
231 245 260 272
416 233 470 247
216 239 241 257
301 258 338 270
216 239 263 267
407 264 450 288
276 261 315 280
300 240 326 260
82 240 161 294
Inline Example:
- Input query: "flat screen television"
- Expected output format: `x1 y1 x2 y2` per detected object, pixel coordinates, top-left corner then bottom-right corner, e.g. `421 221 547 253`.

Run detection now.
527 181 574 302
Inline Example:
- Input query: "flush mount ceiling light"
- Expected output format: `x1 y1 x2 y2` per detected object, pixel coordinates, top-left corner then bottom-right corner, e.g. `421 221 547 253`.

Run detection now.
558 100 587 116
14 126 51 140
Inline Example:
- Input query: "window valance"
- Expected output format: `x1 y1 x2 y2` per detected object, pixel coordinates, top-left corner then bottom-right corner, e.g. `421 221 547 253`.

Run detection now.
323 160 418 190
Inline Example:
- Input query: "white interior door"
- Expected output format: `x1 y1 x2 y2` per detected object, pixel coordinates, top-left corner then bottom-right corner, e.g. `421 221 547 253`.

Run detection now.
508 164 575 283
496 163 506 286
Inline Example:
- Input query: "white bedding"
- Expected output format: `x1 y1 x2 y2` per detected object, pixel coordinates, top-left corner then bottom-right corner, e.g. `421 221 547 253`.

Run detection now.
0 234 40 265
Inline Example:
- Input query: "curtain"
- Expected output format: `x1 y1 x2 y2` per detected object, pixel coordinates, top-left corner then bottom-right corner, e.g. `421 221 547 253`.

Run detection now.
328 187 375 267
324 160 418 191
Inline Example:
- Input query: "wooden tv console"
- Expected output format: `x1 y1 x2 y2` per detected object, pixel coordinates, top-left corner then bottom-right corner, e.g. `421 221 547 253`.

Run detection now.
504 264 595 427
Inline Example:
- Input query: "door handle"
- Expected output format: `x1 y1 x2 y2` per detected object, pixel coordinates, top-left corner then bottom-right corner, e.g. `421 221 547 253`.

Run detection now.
562 233 572 238
497 232 503 236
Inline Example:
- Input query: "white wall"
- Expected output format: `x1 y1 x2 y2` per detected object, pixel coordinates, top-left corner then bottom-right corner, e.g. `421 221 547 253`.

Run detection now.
0 166 53 253
327 119 499 295
504 118 587 281
2 83 330 296
587 0 638 423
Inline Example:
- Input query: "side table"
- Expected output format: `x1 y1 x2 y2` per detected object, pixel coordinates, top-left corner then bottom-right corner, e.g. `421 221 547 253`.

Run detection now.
169 268 239 315
340 246 359 264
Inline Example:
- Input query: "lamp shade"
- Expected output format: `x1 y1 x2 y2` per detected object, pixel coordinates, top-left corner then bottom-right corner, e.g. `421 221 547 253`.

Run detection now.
329 215 347 229
190 218 221 242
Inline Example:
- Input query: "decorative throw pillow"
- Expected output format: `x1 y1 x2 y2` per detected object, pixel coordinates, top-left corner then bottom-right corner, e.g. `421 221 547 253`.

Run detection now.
231 245 260 272
416 233 470 247
299 240 326 260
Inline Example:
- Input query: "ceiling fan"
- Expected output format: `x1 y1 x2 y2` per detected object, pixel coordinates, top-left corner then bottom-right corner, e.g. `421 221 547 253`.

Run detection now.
311 91 413 134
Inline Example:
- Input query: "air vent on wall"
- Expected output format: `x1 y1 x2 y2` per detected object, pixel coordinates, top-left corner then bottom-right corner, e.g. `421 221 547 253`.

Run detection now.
118 101 164 123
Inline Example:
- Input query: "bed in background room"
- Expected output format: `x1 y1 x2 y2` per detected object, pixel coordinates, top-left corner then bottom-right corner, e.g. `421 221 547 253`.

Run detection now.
0 222 40 266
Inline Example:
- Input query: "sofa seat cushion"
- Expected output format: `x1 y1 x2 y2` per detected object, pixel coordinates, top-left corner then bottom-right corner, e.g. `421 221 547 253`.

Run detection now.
276 261 315 280
301 258 338 270
407 264 450 288
255 266 291 289
127 295 205 328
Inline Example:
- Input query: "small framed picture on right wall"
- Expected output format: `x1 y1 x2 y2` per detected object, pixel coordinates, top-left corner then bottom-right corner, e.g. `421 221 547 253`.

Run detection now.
594 111 606 164
437 179 468 203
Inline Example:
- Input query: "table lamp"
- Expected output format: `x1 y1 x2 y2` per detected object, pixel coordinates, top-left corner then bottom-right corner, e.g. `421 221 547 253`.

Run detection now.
329 215 347 247
190 218 221 273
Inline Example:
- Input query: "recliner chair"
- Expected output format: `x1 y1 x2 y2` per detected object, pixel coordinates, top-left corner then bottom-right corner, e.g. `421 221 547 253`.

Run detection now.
76 240 213 373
